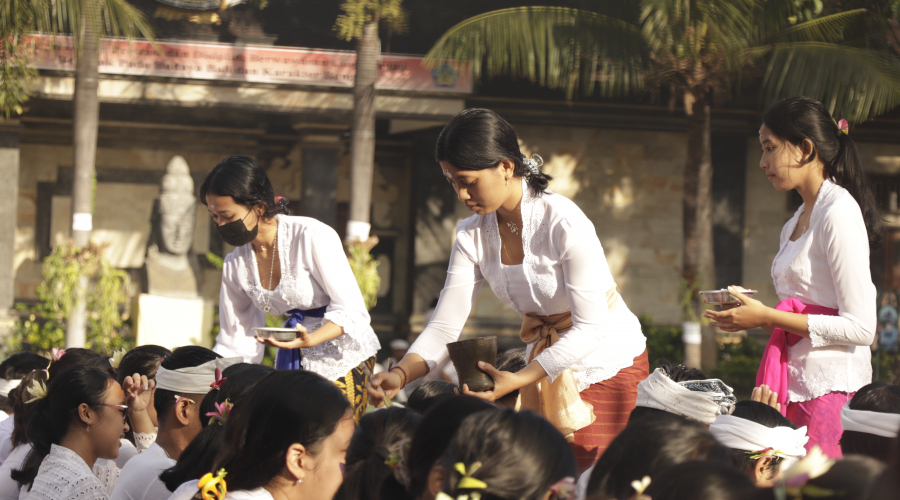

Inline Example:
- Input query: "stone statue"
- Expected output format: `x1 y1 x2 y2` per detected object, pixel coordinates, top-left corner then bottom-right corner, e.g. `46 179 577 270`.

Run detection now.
142 156 201 298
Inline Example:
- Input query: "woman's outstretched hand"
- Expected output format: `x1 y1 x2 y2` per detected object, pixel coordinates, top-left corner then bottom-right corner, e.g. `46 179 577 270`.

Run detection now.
256 324 312 350
368 370 403 407
455 362 519 402
704 287 771 333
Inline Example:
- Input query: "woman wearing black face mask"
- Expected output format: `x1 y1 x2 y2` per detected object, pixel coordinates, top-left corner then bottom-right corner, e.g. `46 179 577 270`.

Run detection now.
201 156 381 422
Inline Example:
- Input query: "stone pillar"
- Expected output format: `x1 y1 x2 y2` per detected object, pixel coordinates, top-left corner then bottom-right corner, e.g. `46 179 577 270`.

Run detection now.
300 136 342 231
0 121 21 338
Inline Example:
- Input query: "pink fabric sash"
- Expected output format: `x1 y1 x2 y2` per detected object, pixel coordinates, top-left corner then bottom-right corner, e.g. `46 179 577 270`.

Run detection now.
756 298 839 415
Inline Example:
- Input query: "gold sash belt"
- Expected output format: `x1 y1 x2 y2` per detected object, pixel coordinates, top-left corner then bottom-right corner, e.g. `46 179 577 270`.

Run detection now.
519 286 619 441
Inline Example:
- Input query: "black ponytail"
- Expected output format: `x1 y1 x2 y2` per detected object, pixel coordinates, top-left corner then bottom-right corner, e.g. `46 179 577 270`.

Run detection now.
435 108 553 195
763 96 883 250
12 366 114 489
200 156 291 219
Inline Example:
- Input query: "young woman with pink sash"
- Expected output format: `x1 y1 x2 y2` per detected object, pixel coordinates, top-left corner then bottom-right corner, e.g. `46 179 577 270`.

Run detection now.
706 96 881 458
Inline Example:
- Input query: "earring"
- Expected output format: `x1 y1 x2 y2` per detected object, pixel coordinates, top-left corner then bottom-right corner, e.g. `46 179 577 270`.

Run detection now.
86 425 90 433
506 178 509 186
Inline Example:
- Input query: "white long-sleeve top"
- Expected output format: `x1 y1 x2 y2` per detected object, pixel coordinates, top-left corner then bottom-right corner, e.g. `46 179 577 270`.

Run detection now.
213 215 381 382
20 444 119 500
771 179 876 403
408 181 647 391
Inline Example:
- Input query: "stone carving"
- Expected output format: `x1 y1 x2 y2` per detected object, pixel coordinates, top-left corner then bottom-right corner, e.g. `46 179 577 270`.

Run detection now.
142 156 201 298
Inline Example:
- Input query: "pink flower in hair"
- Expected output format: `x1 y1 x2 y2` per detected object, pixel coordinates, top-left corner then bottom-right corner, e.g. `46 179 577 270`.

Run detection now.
210 368 226 390
51 348 66 362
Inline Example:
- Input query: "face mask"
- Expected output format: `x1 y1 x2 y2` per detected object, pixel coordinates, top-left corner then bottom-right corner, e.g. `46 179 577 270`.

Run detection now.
216 210 258 247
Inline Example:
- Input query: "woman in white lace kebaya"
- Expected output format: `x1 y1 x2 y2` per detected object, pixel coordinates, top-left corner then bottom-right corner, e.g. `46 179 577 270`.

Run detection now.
370 109 648 472
204 157 380 422
706 97 880 457
15 365 155 500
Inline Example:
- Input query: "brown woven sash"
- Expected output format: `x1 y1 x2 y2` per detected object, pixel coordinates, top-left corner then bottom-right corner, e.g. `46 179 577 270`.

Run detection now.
518 287 619 441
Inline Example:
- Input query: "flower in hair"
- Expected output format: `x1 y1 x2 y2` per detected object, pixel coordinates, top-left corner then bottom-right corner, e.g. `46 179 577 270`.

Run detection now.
25 379 48 404
746 447 781 460
210 368 226 390
550 477 576 499
109 349 126 370
522 154 544 177
454 462 487 490
197 469 228 500
631 476 651 499
51 348 66 362
205 400 233 426
775 446 837 500
837 119 849 135
175 395 195 405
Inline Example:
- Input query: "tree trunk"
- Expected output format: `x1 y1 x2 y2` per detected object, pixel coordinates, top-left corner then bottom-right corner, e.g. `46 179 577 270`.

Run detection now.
683 94 717 368
67 10 100 348
346 21 379 244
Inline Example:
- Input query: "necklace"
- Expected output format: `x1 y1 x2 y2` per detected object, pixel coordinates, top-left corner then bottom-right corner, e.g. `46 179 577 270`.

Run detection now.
258 223 278 313
506 221 518 235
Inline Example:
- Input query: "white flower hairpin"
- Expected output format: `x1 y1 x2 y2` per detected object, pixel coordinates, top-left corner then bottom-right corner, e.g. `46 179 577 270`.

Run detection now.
25 379 48 404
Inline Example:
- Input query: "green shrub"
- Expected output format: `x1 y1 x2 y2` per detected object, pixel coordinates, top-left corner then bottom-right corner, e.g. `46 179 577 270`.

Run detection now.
7 242 132 356
640 315 684 366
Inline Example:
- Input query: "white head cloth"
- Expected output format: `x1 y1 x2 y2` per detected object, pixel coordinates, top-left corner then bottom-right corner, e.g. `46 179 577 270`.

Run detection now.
0 378 21 398
710 414 809 463
155 357 242 394
841 401 900 438
636 368 736 425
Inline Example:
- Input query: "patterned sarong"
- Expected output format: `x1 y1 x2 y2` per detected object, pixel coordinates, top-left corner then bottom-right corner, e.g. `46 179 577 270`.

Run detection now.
333 356 376 423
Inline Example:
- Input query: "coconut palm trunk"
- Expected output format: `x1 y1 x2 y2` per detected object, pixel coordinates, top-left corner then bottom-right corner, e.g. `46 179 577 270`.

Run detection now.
683 95 717 368
346 21 379 243
67 6 100 347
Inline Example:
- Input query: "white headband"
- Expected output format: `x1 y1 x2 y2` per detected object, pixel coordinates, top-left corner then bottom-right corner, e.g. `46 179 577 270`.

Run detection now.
0 379 21 398
710 414 809 463
840 401 900 438
155 357 242 394
636 369 736 425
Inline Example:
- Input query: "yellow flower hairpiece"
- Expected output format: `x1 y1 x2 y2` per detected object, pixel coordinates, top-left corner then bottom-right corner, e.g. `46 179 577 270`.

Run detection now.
631 476 651 500
109 349 126 370
197 469 227 500
454 461 487 490
25 380 48 404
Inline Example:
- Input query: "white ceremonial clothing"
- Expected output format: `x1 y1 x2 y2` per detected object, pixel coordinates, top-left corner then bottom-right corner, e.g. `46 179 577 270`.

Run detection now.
0 444 30 499
771 180 876 403
114 432 157 469
109 443 174 500
0 413 16 464
20 444 119 500
165 480 198 500
213 215 380 382
409 181 646 391
223 488 275 500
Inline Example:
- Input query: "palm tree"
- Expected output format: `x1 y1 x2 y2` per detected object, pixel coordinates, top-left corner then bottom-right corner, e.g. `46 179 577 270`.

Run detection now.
424 1 900 367
1 0 154 347
334 0 407 244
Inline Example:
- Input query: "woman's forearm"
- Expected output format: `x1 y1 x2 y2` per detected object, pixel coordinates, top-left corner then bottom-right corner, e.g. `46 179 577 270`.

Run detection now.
304 321 345 347
764 309 810 338
395 352 431 385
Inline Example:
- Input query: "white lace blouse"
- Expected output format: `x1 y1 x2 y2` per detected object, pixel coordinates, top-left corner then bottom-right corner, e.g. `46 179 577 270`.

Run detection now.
771 179 876 403
213 215 381 382
408 181 647 391
20 444 118 500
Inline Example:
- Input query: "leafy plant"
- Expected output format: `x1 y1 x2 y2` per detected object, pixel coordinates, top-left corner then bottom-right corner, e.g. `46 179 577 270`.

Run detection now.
709 337 765 401
640 315 685 366
7 242 131 355
348 243 380 311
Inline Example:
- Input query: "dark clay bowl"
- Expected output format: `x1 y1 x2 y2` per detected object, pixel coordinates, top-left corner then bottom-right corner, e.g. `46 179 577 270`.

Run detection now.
447 336 497 392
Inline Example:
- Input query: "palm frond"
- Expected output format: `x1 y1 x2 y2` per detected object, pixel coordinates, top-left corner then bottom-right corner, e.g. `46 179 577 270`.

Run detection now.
424 7 648 98
759 42 900 122
770 8 867 43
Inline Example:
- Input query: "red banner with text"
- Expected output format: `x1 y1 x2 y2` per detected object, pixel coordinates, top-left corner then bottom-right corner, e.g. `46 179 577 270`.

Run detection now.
26 35 472 93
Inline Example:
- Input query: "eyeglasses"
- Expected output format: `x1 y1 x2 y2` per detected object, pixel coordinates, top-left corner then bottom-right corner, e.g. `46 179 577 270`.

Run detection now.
102 403 129 421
